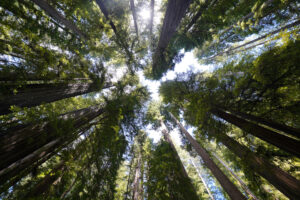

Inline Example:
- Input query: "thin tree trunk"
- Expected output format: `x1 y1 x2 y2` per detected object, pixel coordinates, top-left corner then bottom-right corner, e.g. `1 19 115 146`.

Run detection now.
212 153 259 200
149 0 155 50
219 107 300 139
130 0 139 38
30 0 87 39
169 113 246 200
208 127 300 199
0 82 111 115
211 108 300 157
95 0 133 63
209 19 300 59
152 0 192 75
160 120 189 179
191 160 215 200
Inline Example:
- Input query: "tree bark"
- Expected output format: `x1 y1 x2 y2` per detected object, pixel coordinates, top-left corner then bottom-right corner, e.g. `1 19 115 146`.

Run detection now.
169 113 246 200
219 107 300 139
191 160 215 200
160 120 189 179
0 105 104 180
30 0 87 39
130 0 139 38
212 153 259 200
212 128 300 199
133 152 142 200
152 0 192 76
0 82 111 115
211 108 300 158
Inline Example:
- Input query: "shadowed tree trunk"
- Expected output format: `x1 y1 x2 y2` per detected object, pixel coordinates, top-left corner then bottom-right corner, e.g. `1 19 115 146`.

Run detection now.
208 126 300 199
0 105 104 184
25 160 66 198
0 82 111 115
190 160 215 200
212 153 259 200
219 107 300 139
152 0 192 77
169 112 246 200
149 0 155 50
30 0 87 39
211 108 300 157
130 0 139 38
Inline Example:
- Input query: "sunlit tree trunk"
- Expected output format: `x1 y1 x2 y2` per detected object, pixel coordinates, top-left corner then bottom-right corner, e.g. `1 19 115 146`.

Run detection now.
212 153 259 200
208 127 300 199
211 108 300 157
0 82 111 115
31 0 87 39
133 153 142 200
190 160 215 200
169 113 246 200
152 0 192 76
149 0 155 50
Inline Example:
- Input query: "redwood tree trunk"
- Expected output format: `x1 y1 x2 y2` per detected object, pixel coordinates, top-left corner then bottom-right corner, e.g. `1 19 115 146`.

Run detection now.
0 105 104 183
211 108 300 158
152 0 192 76
0 82 110 115
130 0 139 38
133 153 142 200
208 127 300 199
31 0 87 39
219 107 300 138
169 113 246 200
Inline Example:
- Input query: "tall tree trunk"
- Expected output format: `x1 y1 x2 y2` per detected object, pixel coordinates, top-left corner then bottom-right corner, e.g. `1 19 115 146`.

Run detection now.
149 0 155 50
152 0 192 76
133 153 142 200
190 160 215 200
0 105 104 183
30 0 87 39
95 0 133 63
219 107 300 139
0 82 111 115
212 153 259 200
25 160 66 198
169 113 246 200
130 0 139 38
159 120 189 179
209 19 300 59
208 127 300 199
211 108 300 157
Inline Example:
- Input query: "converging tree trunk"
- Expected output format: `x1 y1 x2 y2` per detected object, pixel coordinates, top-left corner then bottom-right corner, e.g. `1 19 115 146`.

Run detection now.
208 127 300 199
0 105 104 184
210 108 300 158
169 112 246 200
0 82 111 115
133 152 142 200
130 0 139 38
31 0 87 39
152 0 192 76
219 107 300 139
212 153 259 200
190 160 215 200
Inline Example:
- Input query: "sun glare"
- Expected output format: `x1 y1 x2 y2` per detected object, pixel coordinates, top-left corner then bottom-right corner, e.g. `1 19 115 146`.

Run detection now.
139 8 151 21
